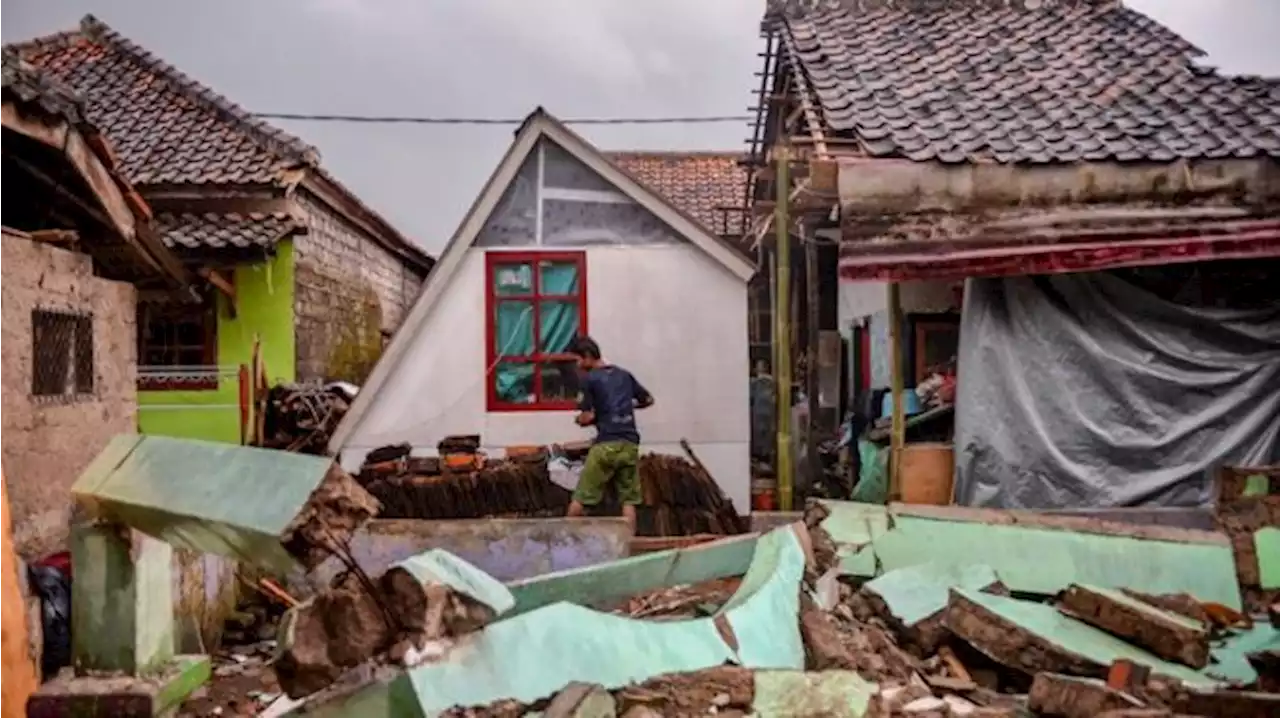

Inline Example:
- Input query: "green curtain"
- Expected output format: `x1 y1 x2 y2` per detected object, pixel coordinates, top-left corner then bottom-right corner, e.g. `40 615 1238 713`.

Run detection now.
538 262 580 354
495 301 534 403
539 262 579 295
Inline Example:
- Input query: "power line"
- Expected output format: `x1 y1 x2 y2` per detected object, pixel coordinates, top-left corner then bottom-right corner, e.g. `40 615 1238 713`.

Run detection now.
254 112 754 125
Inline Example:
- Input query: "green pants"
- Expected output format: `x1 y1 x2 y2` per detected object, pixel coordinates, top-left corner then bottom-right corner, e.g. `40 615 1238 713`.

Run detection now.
574 441 642 506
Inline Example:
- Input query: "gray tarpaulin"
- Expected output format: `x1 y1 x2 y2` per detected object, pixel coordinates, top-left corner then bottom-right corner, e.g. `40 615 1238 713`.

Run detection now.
954 273 1280 509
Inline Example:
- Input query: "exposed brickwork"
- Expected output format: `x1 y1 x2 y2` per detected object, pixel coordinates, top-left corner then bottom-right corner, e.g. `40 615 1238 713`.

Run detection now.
293 191 427 383
1 234 137 559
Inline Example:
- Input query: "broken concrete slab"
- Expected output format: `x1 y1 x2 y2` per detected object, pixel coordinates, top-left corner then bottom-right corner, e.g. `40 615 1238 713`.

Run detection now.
277 549 514 698
1028 673 1146 718
943 589 1218 688
73 435 377 573
1057 584 1210 668
505 530 760 615
862 562 1002 653
751 670 877 717
1204 621 1280 686
1254 526 1280 589
820 501 1242 609
1174 688 1280 717
286 525 812 715
301 517 632 589
543 682 616 718
27 655 210 718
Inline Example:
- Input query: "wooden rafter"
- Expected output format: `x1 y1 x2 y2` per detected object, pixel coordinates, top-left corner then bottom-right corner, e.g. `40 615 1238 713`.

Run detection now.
197 267 237 318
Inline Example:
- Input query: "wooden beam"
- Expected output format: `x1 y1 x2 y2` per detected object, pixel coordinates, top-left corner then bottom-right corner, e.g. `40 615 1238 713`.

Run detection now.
28 229 80 245
887 283 906 502
197 267 237 319
804 224 821 500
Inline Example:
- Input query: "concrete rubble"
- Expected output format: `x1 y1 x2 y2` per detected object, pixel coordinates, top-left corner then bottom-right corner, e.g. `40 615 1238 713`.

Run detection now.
216 497 1277 718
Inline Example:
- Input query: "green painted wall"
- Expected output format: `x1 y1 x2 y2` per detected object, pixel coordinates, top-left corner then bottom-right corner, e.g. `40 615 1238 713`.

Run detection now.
138 241 297 443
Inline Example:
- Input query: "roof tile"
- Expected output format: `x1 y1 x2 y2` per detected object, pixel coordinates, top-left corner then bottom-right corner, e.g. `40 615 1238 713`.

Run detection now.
1 48 88 126
9 15 318 185
772 0 1280 163
156 211 303 251
606 151 749 243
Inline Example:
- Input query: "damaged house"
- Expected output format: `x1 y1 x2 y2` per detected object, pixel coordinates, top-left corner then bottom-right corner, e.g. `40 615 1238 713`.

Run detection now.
751 0 1280 508
1 50 190 556
329 108 759 510
7 15 435 445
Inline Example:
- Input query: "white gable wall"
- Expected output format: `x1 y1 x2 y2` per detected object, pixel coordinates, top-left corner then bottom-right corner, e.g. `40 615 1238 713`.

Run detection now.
338 244 751 510
334 114 753 511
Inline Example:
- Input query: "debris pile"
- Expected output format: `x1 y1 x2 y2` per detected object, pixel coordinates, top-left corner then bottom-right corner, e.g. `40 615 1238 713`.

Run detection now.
275 549 514 700
259 382 355 455
408 499 1279 717
355 438 745 537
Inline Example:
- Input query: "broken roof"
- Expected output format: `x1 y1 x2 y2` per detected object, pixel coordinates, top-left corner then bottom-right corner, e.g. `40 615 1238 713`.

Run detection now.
2 49 191 289
10 15 317 186
7 15 433 273
768 0 1280 163
607 151 749 244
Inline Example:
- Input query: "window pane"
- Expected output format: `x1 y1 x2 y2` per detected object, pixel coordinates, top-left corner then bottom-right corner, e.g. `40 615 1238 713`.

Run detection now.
540 360 581 403
539 300 579 353
494 361 535 404
493 262 534 296
495 300 534 357
538 260 579 295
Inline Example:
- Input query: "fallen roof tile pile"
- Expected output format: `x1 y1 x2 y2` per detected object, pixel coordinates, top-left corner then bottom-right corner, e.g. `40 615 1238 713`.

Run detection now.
355 439 746 537
257 495 1278 717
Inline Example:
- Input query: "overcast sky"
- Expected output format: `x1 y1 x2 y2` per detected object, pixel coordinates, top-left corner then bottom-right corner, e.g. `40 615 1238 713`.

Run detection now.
4 1 1279 253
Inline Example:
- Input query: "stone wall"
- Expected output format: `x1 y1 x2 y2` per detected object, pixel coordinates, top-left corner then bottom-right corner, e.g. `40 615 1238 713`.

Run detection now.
292 191 427 383
1 233 137 559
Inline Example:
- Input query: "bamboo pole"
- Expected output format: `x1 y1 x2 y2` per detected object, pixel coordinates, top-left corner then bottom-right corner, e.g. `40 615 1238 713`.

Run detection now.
774 144 794 511
887 282 905 501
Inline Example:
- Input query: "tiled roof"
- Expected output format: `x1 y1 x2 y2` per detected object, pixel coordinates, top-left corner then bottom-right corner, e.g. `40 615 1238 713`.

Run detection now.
8 15 318 185
1 48 88 126
607 151 749 239
769 0 1280 163
156 212 304 251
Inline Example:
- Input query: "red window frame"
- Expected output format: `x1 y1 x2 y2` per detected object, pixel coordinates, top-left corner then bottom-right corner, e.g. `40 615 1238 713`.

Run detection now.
484 250 588 412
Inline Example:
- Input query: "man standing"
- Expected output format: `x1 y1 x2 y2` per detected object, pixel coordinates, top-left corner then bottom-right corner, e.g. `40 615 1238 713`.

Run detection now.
566 336 653 532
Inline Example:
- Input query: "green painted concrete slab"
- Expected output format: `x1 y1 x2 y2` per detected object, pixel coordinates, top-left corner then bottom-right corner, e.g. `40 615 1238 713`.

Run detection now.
818 501 1241 608
1071 584 1205 632
1207 622 1280 686
292 527 809 716
73 434 336 572
506 531 758 615
864 563 999 627
752 670 875 717
954 589 1223 687
390 549 514 617
1255 527 1280 589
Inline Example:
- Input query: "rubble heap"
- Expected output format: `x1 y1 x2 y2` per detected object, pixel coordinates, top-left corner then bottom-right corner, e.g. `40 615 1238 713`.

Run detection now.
260 383 354 455
425 500 1279 718
356 439 745 537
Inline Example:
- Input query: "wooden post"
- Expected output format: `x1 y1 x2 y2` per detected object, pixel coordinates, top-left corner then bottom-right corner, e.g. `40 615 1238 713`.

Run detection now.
774 144 794 512
887 282 906 501
804 227 821 494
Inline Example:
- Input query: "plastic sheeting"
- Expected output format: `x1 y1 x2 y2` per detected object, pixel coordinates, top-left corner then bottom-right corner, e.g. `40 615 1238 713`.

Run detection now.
955 273 1280 509
475 139 684 248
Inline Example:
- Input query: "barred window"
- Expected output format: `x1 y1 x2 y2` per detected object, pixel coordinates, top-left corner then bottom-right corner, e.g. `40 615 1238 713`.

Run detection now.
32 309 94 399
